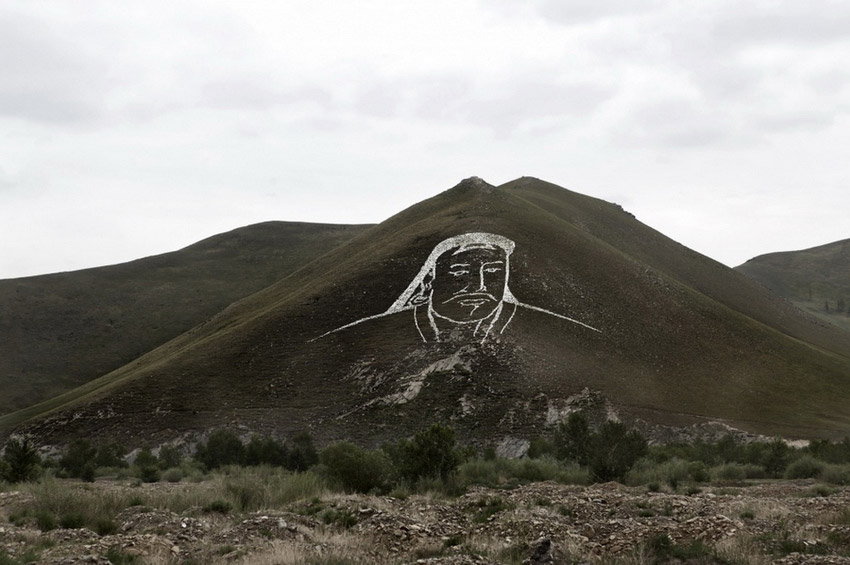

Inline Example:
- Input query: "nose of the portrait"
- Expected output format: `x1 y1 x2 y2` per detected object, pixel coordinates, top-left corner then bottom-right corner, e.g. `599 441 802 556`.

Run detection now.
476 268 487 292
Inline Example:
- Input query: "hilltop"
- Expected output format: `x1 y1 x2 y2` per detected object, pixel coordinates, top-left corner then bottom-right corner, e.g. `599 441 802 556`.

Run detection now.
736 239 850 334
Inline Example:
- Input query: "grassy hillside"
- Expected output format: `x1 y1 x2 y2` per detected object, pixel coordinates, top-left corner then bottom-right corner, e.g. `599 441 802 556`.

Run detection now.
0 222 370 414
736 239 850 334
4 178 850 445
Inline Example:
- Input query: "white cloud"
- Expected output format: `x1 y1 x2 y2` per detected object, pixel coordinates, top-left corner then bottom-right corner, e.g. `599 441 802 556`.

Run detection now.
1 0 850 278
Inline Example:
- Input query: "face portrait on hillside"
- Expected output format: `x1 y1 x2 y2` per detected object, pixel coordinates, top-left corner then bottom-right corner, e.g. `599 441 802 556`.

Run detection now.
314 232 601 343
430 244 508 323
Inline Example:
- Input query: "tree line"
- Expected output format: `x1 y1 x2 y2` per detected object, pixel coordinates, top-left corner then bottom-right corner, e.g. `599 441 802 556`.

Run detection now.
5 414 850 492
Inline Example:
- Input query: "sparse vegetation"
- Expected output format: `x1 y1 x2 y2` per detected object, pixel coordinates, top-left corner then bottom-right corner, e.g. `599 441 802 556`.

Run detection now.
10 423 850 562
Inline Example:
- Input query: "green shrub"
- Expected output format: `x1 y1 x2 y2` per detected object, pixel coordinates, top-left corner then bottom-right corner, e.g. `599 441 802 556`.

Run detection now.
80 464 96 483
179 459 207 482
711 463 765 482
286 432 318 472
805 484 837 497
762 439 791 477
60 440 97 478
712 463 745 481
138 465 160 483
386 424 462 483
626 457 694 487
134 447 158 469
162 468 183 483
59 512 85 529
456 456 588 489
687 461 710 482
510 457 561 483
157 445 183 470
471 496 513 523
526 437 554 459
1 436 41 483
318 507 358 528
94 518 118 535
589 421 647 482
413 473 466 496
319 441 394 493
35 510 56 532
807 437 850 464
246 435 288 467
195 430 246 469
822 464 850 485
553 412 592 464
785 456 826 480
94 441 127 468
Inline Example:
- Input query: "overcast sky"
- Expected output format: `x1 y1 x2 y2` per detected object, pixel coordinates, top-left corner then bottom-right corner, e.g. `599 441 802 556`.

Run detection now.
2 0 849 279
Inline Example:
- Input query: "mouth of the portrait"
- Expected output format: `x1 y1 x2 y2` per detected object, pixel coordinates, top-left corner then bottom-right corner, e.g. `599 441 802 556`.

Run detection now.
442 292 498 306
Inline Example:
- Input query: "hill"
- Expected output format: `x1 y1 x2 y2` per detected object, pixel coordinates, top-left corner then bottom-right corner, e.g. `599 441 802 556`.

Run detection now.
736 239 850 334
0 222 371 415
4 177 850 446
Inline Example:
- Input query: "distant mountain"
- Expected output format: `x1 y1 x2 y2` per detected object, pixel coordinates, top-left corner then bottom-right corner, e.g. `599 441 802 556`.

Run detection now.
0 222 371 415
4 178 850 447
736 239 850 334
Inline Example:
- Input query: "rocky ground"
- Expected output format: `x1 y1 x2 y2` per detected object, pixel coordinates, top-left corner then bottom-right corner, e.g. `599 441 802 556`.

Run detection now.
3 479 850 564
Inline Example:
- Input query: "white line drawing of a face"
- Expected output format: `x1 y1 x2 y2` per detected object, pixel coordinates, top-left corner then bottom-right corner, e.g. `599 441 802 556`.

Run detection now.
313 232 601 343
432 245 507 323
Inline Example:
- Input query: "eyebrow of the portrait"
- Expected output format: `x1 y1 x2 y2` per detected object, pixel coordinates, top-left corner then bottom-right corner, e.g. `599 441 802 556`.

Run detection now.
450 263 470 268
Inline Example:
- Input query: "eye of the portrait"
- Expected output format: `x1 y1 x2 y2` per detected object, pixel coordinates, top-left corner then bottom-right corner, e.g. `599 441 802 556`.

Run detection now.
483 267 502 273
449 269 469 276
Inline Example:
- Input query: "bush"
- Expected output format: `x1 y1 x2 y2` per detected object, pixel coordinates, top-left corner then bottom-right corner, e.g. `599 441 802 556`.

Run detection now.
762 439 791 477
80 463 96 483
246 435 288 467
319 441 395 493
139 465 161 483
709 462 764 482
1 436 41 483
134 447 158 469
589 421 647 483
387 424 462 483
94 518 118 536
162 468 183 483
286 432 318 472
60 440 97 478
822 464 850 485
553 412 592 465
36 510 56 532
526 437 554 459
785 456 826 480
712 463 746 482
157 445 183 470
195 430 247 469
688 461 710 483
94 441 127 469
626 458 694 487
60 512 85 529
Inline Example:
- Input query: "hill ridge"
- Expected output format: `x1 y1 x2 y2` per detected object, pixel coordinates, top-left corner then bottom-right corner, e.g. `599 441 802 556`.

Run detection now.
5 178 850 446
